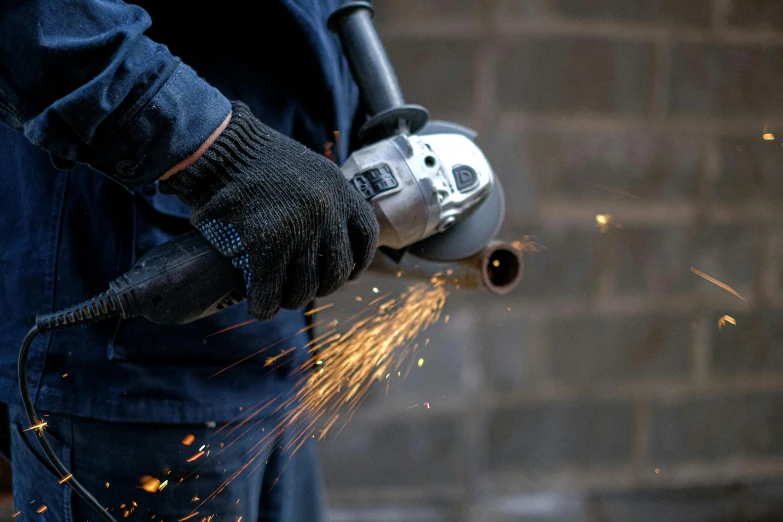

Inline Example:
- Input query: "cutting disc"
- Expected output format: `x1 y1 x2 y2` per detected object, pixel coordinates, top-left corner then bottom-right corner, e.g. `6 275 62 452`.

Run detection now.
408 177 505 262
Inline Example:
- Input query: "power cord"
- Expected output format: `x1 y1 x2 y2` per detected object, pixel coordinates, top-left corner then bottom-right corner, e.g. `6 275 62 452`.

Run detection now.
18 291 123 522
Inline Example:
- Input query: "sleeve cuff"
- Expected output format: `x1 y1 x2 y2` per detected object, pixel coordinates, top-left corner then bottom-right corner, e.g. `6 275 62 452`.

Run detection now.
91 63 231 190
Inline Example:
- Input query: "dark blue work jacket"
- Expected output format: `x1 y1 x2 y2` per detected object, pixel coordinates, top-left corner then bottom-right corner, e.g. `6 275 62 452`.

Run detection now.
0 0 359 423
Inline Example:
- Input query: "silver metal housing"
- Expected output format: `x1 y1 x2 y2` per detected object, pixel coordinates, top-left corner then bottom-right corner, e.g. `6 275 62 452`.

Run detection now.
340 133 494 250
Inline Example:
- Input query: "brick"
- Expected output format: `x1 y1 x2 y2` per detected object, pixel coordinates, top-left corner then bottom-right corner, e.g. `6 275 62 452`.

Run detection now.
689 224 757 295
477 131 539 217
613 226 694 295
547 314 691 385
470 492 590 522
497 37 655 115
711 309 783 374
552 0 711 26
768 229 783 296
362 307 476 408
479 312 530 393
595 482 783 522
505 223 600 299
649 392 783 462
385 39 477 118
614 224 756 296
713 135 783 202
668 43 783 117
498 0 711 26
485 130 702 206
728 0 783 31
328 502 457 522
488 400 635 473
375 0 482 27
320 414 461 489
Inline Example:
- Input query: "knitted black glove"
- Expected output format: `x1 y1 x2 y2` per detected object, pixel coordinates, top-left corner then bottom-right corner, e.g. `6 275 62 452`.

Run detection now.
160 102 379 320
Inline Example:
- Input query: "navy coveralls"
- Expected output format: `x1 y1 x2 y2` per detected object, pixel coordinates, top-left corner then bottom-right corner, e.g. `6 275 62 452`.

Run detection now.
0 1 359 520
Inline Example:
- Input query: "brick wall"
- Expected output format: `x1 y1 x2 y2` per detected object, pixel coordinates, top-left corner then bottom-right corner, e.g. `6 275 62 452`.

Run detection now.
322 1 783 521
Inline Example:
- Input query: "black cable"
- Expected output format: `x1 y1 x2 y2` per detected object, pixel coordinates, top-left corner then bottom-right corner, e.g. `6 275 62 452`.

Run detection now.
18 291 123 522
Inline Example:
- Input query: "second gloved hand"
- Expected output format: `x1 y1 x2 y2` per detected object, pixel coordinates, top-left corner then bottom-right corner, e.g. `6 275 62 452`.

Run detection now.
160 101 379 320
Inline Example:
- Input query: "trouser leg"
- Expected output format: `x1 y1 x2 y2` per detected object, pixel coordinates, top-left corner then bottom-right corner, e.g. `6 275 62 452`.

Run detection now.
6 404 324 522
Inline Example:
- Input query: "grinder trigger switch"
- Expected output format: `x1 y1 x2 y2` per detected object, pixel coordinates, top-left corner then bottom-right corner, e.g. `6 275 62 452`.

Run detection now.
350 165 398 199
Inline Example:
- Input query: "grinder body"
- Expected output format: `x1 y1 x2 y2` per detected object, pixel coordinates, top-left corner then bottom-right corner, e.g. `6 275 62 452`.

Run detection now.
111 127 500 325
101 1 508 326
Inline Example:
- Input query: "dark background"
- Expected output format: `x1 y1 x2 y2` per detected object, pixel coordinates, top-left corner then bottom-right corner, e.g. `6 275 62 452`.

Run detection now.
320 1 783 521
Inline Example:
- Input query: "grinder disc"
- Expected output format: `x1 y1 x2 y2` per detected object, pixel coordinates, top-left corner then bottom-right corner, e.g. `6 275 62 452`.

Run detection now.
408 177 505 262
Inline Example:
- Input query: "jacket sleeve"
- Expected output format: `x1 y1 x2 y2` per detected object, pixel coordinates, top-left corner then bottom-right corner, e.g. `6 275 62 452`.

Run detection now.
0 0 231 190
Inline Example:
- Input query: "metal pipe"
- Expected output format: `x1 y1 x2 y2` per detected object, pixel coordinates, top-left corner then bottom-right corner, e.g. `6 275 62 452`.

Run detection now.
370 241 523 295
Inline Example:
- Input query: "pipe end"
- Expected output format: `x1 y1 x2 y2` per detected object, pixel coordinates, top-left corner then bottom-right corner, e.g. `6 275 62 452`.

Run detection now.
481 242 523 295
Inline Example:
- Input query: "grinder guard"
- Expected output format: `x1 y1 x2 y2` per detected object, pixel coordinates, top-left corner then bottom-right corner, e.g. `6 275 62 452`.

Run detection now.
329 1 506 264
409 121 506 262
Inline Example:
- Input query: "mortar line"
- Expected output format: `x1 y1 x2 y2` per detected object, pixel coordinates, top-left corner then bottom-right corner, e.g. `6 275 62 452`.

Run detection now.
712 0 732 30
383 21 783 46
649 39 672 119
691 311 712 387
632 400 652 477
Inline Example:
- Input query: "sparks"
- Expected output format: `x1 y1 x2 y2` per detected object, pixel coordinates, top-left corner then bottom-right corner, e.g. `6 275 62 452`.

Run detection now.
571 177 642 199
264 346 296 367
417 358 424 367
159 480 169 491
177 513 199 522
58 473 73 484
690 267 747 301
193 282 448 511
654 468 661 474
36 506 48 514
12 512 20 518
305 303 334 316
763 133 775 140
182 434 196 446
140 476 161 493
289 282 445 442
511 236 541 253
24 420 47 433
187 451 205 463
718 315 737 329
204 318 257 339
208 335 297 379
595 214 615 232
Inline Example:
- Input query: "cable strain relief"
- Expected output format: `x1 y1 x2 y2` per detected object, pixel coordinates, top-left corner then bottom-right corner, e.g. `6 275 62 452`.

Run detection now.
36 290 122 333
108 274 142 320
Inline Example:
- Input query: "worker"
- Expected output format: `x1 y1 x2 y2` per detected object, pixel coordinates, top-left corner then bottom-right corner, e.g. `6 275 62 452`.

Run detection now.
0 1 379 520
